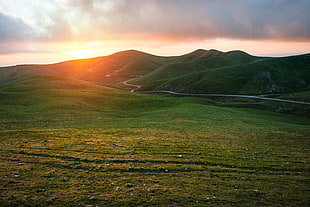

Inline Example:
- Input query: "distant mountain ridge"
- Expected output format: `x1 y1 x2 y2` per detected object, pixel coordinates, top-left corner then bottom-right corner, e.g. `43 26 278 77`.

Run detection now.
0 49 309 96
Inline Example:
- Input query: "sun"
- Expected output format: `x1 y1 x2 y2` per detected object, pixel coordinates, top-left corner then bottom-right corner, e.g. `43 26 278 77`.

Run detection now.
71 49 92 59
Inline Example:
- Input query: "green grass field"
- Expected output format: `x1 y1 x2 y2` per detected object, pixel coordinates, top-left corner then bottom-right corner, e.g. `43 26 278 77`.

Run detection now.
0 76 309 206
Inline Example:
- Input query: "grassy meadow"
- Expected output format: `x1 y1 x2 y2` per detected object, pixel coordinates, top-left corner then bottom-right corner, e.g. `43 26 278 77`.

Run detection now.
0 76 309 206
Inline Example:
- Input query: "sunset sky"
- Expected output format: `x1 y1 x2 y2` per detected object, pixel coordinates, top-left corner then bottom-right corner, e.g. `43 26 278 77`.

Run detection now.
0 0 309 66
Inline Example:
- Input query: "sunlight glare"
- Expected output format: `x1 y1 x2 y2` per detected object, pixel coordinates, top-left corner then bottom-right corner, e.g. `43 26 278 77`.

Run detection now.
71 49 92 59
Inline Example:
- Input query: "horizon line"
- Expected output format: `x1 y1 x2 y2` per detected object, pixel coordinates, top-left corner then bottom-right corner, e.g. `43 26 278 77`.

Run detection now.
0 48 309 67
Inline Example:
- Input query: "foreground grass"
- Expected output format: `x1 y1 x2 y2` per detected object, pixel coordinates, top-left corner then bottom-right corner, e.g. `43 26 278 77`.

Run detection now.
0 76 309 206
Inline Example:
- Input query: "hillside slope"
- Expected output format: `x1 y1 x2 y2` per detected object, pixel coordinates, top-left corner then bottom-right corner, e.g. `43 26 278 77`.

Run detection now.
137 50 262 91
1 49 309 96
0 50 169 87
137 52 310 95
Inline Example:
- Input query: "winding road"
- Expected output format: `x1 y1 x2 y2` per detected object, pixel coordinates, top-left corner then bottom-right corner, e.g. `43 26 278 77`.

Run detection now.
123 77 142 92
122 77 310 105
138 90 310 105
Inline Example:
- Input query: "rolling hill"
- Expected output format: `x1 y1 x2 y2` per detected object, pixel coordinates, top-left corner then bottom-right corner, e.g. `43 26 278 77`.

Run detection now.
0 50 167 85
136 50 310 96
1 49 310 97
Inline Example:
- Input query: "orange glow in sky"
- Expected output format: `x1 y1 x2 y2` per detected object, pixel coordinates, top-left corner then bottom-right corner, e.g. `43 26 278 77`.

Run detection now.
1 40 309 66
0 0 309 66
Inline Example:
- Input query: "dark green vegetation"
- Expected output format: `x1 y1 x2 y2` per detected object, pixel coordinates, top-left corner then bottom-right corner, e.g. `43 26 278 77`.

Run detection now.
138 50 310 96
0 50 309 206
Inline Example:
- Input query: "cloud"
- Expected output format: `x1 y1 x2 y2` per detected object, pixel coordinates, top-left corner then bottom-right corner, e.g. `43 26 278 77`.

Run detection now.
1 0 310 51
0 12 33 41
0 11 38 54
56 0 310 41
0 41 43 55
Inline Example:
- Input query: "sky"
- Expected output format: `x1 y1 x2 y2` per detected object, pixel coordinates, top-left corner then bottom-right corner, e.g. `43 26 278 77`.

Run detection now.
0 0 310 66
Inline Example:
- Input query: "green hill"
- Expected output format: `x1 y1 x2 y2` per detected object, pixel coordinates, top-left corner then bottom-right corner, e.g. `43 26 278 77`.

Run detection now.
0 50 169 86
141 55 310 94
136 51 310 95
137 49 262 91
1 49 309 96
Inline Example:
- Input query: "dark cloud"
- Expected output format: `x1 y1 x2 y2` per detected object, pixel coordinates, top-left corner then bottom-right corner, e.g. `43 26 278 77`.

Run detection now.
64 0 309 41
0 12 37 54
0 12 33 41
145 0 308 41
